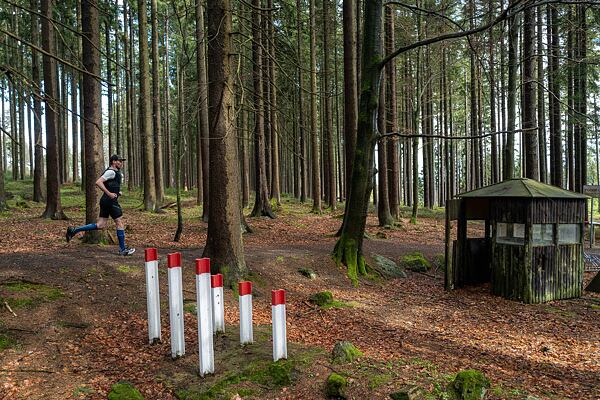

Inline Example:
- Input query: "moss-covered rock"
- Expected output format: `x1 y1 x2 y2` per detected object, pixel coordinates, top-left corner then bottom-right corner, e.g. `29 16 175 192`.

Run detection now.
371 254 407 279
325 373 347 398
310 291 333 306
389 384 423 400
298 268 317 280
332 341 363 364
448 369 490 400
400 252 431 272
107 382 144 400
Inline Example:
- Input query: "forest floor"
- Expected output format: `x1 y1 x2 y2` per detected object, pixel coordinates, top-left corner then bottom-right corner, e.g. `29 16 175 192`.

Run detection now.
0 182 599 400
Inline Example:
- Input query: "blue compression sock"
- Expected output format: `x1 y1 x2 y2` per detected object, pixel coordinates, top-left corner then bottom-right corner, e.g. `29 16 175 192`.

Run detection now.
73 223 97 234
117 229 126 251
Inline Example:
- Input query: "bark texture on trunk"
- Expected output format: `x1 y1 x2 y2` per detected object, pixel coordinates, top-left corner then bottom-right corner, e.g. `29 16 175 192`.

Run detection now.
202 0 247 285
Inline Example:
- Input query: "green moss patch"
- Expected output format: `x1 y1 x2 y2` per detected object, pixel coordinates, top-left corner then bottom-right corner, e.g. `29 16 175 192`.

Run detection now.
0 281 64 309
400 252 431 272
448 369 490 400
309 291 353 309
107 382 144 400
178 360 295 399
172 326 324 399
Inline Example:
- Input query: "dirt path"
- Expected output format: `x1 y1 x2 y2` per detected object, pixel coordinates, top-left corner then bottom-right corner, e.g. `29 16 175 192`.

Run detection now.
0 200 599 399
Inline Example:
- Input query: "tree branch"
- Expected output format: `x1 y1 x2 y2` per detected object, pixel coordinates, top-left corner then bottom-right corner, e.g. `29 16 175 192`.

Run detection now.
0 27 114 86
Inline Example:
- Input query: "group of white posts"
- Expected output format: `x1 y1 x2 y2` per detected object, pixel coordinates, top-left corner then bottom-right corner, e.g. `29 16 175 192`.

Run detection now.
144 248 288 377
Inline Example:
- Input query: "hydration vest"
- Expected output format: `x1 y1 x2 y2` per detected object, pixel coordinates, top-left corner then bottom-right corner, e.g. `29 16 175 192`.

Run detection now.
102 167 122 198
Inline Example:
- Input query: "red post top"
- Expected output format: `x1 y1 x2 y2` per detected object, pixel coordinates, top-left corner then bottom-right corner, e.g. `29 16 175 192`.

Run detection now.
271 289 286 306
239 281 252 296
167 252 181 268
211 274 223 288
195 258 210 275
145 248 158 262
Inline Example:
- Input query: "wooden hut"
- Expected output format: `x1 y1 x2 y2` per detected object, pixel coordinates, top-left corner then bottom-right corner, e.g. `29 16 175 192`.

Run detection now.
444 178 587 303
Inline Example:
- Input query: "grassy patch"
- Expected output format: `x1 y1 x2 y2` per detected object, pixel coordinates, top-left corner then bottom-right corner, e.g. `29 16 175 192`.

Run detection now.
368 372 392 389
0 333 17 350
184 303 197 314
116 265 140 274
72 386 96 397
0 281 64 309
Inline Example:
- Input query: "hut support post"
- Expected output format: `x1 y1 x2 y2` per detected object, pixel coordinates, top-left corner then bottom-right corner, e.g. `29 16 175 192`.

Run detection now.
445 204 453 290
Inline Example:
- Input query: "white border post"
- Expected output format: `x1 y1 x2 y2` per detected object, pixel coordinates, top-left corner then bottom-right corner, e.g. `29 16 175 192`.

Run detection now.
144 248 161 344
238 281 253 345
271 289 287 361
195 258 214 376
211 274 225 333
167 252 185 358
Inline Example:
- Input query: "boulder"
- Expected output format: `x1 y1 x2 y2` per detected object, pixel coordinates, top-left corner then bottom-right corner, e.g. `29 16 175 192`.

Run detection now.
325 373 347 399
400 252 431 272
389 385 424 400
370 254 407 279
332 341 363 364
298 268 317 280
309 291 333 307
448 369 490 400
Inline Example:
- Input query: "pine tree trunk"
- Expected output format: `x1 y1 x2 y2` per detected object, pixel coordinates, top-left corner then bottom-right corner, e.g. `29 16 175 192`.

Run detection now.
297 1 308 203
537 6 546 183
385 6 399 219
163 19 172 188
567 5 574 190
323 0 336 210
310 0 321 212
503 8 517 180
250 0 275 218
203 0 247 285
377 76 393 227
333 0 382 285
574 5 587 192
151 0 164 205
31 0 44 201
41 0 66 220
343 0 357 204
547 5 562 187
81 0 104 242
267 0 281 206
196 0 210 219
138 0 157 211
523 4 539 180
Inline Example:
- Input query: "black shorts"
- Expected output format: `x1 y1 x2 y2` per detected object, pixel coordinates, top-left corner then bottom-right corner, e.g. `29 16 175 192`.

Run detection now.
99 197 123 219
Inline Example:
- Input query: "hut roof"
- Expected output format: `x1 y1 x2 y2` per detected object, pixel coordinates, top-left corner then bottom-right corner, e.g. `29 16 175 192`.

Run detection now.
458 178 588 199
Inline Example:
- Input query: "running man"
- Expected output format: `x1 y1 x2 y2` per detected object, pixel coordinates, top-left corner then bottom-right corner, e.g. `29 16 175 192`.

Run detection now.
66 155 135 256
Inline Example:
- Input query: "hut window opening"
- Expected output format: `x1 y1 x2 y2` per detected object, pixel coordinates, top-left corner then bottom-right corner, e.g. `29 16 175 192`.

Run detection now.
558 224 581 244
532 224 554 246
496 222 525 245
467 220 486 238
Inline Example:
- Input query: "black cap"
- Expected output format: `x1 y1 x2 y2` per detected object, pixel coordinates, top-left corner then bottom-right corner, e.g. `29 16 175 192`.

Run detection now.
110 154 126 162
